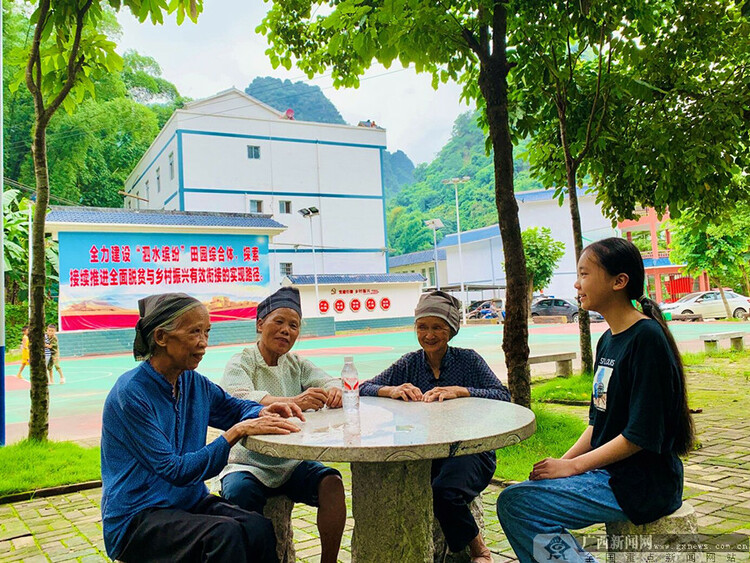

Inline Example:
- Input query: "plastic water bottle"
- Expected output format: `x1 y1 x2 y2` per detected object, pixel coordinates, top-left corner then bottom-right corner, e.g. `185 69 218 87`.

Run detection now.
341 356 360 413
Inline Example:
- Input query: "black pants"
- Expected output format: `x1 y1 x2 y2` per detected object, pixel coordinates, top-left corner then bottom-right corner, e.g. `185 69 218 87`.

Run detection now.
432 450 496 553
118 494 279 563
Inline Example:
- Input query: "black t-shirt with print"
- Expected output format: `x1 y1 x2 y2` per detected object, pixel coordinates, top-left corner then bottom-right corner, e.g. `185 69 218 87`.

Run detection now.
589 318 684 525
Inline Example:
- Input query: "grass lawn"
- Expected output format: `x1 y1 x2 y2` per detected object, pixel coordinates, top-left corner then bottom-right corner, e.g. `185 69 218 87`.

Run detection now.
531 373 592 404
0 440 101 497
494 405 587 482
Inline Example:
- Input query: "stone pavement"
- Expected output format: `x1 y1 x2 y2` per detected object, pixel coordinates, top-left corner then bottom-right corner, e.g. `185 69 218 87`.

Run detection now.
2 355 749 562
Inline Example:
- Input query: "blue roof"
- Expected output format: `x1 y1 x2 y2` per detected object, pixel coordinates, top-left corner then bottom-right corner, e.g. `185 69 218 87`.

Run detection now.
287 273 425 285
46 206 285 229
388 249 445 268
438 188 590 247
642 257 674 268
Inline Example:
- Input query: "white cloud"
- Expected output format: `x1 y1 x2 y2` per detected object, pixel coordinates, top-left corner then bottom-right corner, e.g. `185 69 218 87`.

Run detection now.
116 0 473 164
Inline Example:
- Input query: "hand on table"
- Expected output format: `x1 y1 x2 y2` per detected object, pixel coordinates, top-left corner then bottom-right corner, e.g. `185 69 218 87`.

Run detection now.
325 387 343 409
387 383 423 402
422 386 469 402
529 457 579 480
294 387 329 411
260 402 306 421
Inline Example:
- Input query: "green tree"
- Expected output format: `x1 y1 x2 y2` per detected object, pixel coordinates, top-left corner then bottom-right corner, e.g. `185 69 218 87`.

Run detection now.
508 0 668 375
520 227 565 315
8 0 203 441
670 209 750 318
258 1 536 406
590 0 750 225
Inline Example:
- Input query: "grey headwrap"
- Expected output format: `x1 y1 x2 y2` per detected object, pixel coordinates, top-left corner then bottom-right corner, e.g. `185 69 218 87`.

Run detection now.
133 293 203 360
257 287 302 320
414 290 461 338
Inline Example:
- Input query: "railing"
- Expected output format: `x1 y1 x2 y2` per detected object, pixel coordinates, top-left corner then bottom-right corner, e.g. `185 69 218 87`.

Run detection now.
641 250 671 259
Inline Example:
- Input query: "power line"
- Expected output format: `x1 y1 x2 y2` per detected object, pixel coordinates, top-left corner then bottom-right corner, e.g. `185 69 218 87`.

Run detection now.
3 177 81 206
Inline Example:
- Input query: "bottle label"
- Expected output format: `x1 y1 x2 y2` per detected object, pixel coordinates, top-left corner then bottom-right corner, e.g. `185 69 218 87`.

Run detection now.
343 378 360 391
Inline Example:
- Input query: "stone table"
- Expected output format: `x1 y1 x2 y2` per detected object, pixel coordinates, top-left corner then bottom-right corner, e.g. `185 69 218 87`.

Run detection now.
243 396 536 562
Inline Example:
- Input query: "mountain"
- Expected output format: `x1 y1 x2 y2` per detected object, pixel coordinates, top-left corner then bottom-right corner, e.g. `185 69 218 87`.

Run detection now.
246 77 346 124
386 111 545 255
382 150 415 197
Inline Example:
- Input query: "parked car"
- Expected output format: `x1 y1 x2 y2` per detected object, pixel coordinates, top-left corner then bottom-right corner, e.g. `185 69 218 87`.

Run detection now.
530 298 604 323
659 291 750 319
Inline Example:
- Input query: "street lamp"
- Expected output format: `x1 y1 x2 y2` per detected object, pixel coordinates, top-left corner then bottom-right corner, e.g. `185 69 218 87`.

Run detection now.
424 218 444 289
442 176 471 325
298 207 321 312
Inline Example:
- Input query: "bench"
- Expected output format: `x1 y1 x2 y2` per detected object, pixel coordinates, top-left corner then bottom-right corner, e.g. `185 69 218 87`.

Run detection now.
670 313 703 322
699 331 745 352
529 352 577 377
532 315 568 324
433 496 484 562
605 501 698 559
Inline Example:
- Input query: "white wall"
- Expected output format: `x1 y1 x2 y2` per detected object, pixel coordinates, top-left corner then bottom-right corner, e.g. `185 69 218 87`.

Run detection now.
443 194 618 301
124 91 389 284
296 282 423 321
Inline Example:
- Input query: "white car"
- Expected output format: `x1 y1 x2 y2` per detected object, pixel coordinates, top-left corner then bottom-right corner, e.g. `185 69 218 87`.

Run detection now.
660 291 750 319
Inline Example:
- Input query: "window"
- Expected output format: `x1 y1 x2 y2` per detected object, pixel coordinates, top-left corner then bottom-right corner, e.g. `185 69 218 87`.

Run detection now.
428 267 436 286
156 168 161 193
279 200 292 214
249 200 263 213
145 180 150 202
280 262 293 276
247 145 261 159
169 153 174 179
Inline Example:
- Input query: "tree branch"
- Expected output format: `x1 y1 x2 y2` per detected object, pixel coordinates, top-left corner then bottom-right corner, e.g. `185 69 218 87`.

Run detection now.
45 0 95 120
574 19 607 167
25 0 51 114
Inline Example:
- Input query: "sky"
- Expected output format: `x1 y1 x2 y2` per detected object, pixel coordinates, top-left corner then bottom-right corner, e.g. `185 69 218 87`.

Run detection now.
116 0 473 165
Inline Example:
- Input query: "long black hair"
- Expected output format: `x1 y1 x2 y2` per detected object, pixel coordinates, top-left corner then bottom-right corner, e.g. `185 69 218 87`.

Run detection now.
584 237 694 456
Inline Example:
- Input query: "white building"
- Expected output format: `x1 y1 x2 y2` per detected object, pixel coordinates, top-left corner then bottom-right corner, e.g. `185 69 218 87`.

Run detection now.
124 88 389 287
437 189 618 301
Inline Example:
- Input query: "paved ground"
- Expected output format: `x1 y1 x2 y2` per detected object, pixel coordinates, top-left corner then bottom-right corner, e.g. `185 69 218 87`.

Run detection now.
5 321 743 443
2 351 749 562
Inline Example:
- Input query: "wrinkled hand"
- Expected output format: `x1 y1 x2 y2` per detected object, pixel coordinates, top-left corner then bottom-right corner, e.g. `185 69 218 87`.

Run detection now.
325 387 343 409
529 457 579 481
294 388 329 411
261 402 306 421
389 383 423 402
231 416 301 438
422 386 468 403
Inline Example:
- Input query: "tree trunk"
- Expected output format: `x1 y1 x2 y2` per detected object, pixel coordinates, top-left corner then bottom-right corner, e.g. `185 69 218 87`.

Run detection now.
741 266 750 299
527 274 534 318
559 118 594 375
478 16 530 407
718 285 732 319
28 124 51 441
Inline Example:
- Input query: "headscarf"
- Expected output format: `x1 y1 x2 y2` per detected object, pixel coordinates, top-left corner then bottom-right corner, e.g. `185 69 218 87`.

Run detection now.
133 293 203 360
257 287 302 320
414 290 461 338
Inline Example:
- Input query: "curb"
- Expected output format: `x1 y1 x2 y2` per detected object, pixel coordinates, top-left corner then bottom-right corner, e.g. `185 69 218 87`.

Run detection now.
0 480 102 505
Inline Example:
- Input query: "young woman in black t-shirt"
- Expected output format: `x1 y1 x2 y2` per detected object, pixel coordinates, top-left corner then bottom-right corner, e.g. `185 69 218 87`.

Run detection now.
496 237 694 563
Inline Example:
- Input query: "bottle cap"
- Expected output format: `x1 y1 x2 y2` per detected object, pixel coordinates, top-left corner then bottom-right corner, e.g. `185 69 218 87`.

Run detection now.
344 356 354 363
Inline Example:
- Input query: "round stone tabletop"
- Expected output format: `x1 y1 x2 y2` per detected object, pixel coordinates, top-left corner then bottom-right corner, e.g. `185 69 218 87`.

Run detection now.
243 396 536 463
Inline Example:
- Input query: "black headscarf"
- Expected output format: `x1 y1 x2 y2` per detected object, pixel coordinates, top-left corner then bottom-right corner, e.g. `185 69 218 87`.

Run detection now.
133 293 203 360
256 287 302 320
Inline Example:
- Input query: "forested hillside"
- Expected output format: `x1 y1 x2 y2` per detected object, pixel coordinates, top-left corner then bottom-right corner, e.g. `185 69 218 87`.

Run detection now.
386 111 544 255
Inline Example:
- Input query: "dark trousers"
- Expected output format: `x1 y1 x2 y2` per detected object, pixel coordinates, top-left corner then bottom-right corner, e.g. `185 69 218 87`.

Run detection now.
118 494 278 563
432 450 496 553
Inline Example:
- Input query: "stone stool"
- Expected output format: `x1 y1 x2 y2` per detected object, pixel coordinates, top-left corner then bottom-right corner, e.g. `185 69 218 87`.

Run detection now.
433 496 485 563
264 495 297 563
605 502 700 562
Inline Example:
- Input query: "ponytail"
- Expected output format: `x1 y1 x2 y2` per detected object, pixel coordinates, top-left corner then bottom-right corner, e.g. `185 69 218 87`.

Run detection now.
586 238 695 456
